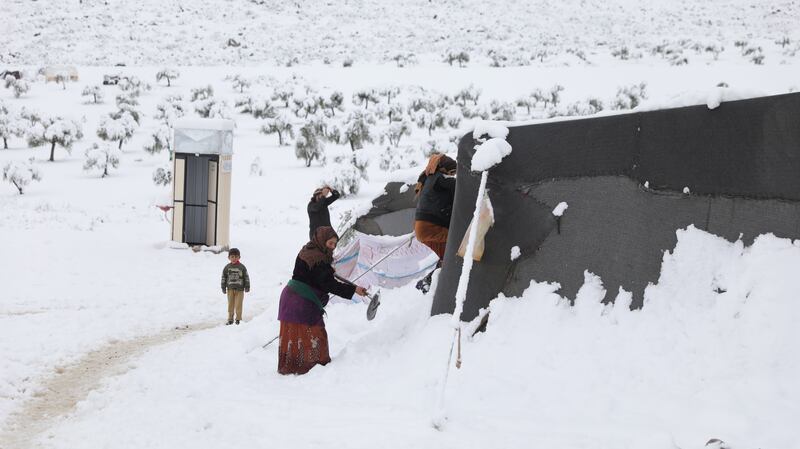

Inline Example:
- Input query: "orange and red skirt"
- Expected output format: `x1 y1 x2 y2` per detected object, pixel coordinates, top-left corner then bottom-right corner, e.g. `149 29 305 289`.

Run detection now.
277 321 331 375
414 220 449 260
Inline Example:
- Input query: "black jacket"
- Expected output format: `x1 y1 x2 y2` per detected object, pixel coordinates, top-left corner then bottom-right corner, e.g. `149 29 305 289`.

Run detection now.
292 257 356 301
415 173 456 228
307 190 340 237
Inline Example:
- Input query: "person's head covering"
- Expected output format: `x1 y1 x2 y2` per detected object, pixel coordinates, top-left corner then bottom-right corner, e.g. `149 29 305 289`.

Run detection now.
310 187 325 202
416 154 457 194
298 226 339 268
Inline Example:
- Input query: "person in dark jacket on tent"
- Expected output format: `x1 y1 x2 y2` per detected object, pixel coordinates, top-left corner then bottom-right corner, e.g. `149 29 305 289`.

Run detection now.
414 154 457 292
307 186 340 239
277 226 368 375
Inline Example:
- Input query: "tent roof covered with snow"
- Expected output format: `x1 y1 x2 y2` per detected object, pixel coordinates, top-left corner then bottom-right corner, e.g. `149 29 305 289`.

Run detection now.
432 92 800 321
352 181 418 236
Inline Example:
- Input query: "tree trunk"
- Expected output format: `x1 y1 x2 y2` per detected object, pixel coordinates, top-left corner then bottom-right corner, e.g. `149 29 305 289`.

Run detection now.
305 155 312 167
277 130 283 146
12 179 23 194
349 139 355 152
118 139 123 150
167 77 171 87
3 137 7 149
49 141 56 161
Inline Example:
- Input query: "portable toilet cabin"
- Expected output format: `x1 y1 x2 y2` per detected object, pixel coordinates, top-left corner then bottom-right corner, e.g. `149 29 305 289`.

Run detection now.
171 118 235 248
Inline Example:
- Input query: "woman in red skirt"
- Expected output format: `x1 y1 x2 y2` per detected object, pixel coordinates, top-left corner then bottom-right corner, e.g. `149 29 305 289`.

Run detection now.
277 226 368 375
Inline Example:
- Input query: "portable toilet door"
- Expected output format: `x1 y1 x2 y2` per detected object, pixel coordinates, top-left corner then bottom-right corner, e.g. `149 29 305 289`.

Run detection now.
172 118 234 248
183 154 212 245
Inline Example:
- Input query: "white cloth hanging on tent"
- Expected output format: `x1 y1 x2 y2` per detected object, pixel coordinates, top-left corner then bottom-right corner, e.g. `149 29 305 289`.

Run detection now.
333 231 439 290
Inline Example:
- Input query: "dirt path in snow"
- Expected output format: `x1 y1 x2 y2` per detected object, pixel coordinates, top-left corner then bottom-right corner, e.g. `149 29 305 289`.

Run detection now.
0 322 217 449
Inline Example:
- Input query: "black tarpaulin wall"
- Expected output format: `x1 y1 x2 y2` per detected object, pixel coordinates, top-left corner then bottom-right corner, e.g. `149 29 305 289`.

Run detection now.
353 182 418 236
431 93 800 321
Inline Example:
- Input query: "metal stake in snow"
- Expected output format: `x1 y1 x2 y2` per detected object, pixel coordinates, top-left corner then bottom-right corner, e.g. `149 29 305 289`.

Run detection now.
432 121 511 430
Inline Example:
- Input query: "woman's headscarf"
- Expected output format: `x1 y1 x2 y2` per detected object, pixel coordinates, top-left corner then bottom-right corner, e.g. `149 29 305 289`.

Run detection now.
298 226 338 268
415 154 457 194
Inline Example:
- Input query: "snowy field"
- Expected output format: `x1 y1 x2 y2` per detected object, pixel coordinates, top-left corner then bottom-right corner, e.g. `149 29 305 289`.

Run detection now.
1 0 800 447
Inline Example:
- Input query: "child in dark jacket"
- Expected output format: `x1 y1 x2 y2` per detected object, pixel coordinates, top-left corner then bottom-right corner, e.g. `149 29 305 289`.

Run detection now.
221 248 251 325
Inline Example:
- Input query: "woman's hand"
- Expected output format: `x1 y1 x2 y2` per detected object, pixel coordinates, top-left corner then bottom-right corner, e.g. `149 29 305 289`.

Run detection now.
355 286 368 297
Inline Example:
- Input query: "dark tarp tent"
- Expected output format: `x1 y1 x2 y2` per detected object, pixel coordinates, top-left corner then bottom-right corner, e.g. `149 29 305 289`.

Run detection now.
352 182 418 236
432 92 800 321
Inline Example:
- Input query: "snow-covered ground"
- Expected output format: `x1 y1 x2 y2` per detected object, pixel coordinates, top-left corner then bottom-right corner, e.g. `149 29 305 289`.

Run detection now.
1 55 799 449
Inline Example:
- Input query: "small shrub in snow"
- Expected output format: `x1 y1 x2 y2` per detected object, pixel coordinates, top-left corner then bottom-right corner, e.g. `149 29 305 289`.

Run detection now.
155 95 186 126
342 57 354 68
195 99 232 119
152 166 172 186
375 103 405 124
461 104 490 120
9 78 30 98
565 98 605 116
83 143 121 178
118 76 151 97
190 85 214 102
271 85 293 108
155 68 180 87
379 145 420 171
2 158 41 194
454 85 482 106
260 113 294 146
97 113 137 150
291 95 320 118
320 90 345 117
343 111 375 150
81 85 104 104
27 117 84 161
391 53 417 67
490 100 516 121
295 122 325 167
611 83 647 110
421 138 457 157
444 50 470 67
414 108 445 136
611 46 631 60
250 157 263 176
322 163 361 196
378 86 401 104
743 47 765 65
144 126 172 157
381 119 412 147
352 89 379 109
704 44 724 60
247 96 276 119
230 75 251 93
0 103 25 149
407 98 434 115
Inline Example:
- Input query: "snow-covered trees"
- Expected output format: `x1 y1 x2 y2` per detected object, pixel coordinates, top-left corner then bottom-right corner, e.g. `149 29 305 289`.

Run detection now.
352 89 379 109
379 145 420 171
490 100 516 121
190 85 214 102
119 76 151 97
27 117 84 161
378 86 401 104
155 95 186 126
295 121 325 167
3 158 42 194
83 143 121 178
376 103 404 124
229 75 251 93
97 113 137 150
156 68 180 87
343 111 375 150
271 85 293 108
152 166 172 186
144 126 172 157
322 163 361 196
414 109 445 136
444 50 470 67
454 85 482 106
8 78 30 98
245 96 276 119
565 98 605 116
611 83 647 110
0 103 25 149
82 85 104 104
320 90 345 117
195 99 232 119
260 113 294 146
381 119 412 147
